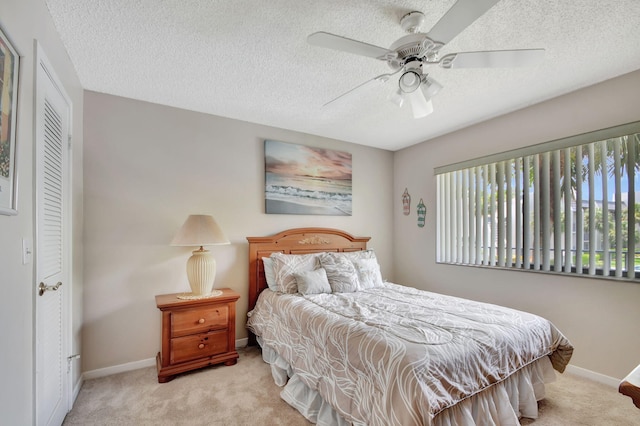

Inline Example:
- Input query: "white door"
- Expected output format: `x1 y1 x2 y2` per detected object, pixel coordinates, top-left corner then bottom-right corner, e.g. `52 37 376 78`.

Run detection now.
34 42 72 426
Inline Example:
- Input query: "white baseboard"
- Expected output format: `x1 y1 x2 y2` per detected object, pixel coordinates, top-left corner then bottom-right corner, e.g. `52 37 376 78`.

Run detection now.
565 364 620 388
83 338 249 380
83 357 156 380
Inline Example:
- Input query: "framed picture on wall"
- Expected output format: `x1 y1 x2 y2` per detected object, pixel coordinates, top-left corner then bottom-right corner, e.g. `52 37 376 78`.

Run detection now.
0 24 20 216
265 140 352 216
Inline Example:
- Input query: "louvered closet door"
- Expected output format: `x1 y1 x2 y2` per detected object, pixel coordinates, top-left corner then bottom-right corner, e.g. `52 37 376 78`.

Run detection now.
35 44 71 426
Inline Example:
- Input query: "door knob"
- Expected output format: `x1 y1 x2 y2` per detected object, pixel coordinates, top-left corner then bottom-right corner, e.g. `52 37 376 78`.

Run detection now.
39 281 62 296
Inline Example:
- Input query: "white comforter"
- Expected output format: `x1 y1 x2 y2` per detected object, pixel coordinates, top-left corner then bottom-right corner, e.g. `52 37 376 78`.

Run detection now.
246 282 573 425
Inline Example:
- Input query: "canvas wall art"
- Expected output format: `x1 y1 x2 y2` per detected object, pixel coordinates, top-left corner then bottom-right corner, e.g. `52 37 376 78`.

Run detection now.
265 140 352 215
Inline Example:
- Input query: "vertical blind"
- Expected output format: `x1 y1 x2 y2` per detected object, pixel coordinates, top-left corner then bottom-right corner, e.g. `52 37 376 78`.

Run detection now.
435 122 640 280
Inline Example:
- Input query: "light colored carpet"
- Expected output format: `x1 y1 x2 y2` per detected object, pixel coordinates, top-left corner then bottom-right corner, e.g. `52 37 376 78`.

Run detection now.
64 346 640 425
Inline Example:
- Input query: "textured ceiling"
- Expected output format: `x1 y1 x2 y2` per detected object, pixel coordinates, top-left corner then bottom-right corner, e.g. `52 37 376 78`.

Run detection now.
45 0 640 151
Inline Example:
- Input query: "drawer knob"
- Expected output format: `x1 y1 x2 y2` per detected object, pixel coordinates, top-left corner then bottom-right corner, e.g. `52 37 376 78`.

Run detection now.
198 318 205 324
198 343 205 349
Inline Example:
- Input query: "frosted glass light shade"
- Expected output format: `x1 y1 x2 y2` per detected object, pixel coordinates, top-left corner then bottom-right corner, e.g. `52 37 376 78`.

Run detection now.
171 214 229 295
399 70 421 93
388 89 405 108
407 90 433 118
421 77 443 99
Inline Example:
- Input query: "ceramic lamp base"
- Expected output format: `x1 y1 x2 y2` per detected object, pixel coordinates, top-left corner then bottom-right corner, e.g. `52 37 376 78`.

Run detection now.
186 248 217 295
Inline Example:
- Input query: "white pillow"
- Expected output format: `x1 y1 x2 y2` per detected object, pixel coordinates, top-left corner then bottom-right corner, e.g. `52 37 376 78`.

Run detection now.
319 252 359 293
354 258 383 289
331 250 381 290
270 252 320 294
338 249 377 262
262 257 277 291
293 268 332 295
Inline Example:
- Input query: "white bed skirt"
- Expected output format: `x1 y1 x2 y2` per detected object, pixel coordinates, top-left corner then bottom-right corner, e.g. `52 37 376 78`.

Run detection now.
258 337 557 426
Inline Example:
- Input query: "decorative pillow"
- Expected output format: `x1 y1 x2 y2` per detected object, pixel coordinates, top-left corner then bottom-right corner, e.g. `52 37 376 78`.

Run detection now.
354 258 383 289
261 257 277 291
319 252 359 293
293 268 332 295
270 252 320 294
338 249 377 263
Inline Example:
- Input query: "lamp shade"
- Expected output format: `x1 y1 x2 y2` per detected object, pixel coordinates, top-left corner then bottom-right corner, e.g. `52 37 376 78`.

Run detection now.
171 214 229 247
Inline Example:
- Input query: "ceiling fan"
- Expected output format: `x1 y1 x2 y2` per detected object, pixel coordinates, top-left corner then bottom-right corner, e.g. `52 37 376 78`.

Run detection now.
307 0 544 118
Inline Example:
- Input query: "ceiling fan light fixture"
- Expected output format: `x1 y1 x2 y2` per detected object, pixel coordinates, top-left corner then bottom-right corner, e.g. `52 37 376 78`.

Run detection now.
399 70 421 93
389 89 405 107
407 89 433 119
421 76 443 99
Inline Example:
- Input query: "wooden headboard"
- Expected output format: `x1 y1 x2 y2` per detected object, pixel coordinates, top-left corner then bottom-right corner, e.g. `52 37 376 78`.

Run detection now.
246 227 370 314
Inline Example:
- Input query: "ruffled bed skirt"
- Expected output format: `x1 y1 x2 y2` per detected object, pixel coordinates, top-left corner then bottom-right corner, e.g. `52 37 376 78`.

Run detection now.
258 337 557 426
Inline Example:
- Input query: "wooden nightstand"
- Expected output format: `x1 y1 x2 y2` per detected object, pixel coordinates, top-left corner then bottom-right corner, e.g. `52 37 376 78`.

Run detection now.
619 364 640 409
155 288 240 383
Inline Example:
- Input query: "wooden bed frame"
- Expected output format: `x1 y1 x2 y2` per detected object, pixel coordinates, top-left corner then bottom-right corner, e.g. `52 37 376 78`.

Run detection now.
246 227 370 344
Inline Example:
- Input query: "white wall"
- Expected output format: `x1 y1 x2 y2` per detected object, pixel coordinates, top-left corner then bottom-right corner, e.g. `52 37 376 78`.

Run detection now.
0 0 84 423
82 91 394 372
393 69 640 380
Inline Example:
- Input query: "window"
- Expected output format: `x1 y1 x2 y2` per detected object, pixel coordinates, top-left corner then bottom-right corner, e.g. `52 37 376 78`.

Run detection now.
435 121 640 280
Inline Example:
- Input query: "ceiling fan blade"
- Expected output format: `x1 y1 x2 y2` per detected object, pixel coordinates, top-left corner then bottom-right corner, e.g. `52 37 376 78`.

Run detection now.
308 32 397 60
324 69 402 107
427 0 500 45
323 73 394 107
406 89 434 119
440 49 545 69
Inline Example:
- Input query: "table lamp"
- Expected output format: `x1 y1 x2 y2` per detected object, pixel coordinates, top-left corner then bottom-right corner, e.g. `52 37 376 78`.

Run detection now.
171 214 230 298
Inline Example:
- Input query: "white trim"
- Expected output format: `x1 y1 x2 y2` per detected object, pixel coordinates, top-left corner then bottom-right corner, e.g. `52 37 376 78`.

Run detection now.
83 338 250 380
83 358 156 380
564 364 620 388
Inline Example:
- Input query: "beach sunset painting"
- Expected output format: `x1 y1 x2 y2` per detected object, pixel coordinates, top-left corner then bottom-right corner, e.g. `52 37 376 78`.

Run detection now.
265 140 352 215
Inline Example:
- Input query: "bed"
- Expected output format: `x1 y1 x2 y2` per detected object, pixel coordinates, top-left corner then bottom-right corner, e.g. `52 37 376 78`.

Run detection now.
246 228 573 426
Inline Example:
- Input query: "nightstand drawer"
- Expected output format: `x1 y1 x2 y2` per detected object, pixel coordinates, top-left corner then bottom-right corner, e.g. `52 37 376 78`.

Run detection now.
170 330 229 364
171 305 229 337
